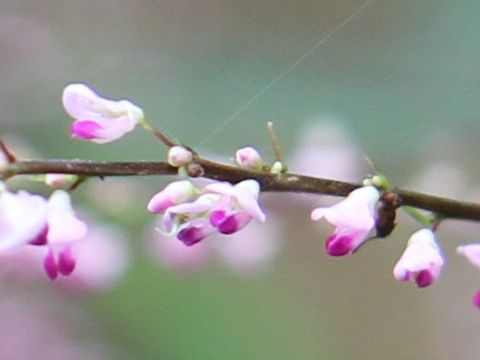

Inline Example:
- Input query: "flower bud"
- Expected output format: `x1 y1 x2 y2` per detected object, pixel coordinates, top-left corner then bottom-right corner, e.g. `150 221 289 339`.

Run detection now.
45 174 79 188
235 147 264 170
148 180 196 213
167 146 193 167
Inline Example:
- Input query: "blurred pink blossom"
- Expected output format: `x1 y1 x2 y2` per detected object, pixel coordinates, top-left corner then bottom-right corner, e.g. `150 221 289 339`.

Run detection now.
147 216 279 275
0 186 48 252
41 190 88 280
0 297 109 359
56 225 130 291
0 224 129 292
289 119 365 182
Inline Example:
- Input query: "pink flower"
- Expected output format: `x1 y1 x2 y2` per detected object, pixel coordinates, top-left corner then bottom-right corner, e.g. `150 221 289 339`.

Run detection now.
41 190 88 280
150 179 266 246
457 243 480 268
62 83 145 144
311 186 379 256
0 186 48 251
393 229 444 288
55 225 130 291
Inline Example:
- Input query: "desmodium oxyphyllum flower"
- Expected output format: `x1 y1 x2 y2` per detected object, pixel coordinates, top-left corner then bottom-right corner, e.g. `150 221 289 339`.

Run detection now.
393 229 444 288
0 185 87 280
62 83 145 144
41 190 88 280
457 243 480 308
311 186 379 256
148 179 266 246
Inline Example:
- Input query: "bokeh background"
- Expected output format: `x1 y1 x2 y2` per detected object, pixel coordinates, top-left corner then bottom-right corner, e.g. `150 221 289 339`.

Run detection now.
1 0 480 359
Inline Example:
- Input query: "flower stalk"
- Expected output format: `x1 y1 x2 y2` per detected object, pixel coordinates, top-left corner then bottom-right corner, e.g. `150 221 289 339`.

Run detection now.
2 157 480 222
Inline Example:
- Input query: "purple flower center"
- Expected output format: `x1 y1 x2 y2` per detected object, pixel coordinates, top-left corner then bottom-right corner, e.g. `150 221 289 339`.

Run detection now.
58 249 76 276
178 227 206 246
415 270 433 288
217 215 240 234
43 250 58 280
29 225 49 246
326 234 354 256
210 210 226 227
71 120 102 140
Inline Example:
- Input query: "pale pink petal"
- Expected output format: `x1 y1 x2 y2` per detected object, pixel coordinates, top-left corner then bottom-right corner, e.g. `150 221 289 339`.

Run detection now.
457 244 480 269
57 225 130 290
147 180 195 213
312 186 379 230
212 219 280 276
0 191 48 251
234 180 265 222
46 190 87 244
205 181 235 196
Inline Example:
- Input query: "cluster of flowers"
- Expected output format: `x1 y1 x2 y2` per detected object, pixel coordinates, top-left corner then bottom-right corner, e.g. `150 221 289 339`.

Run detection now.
3 82 480 309
147 179 266 246
312 185 480 307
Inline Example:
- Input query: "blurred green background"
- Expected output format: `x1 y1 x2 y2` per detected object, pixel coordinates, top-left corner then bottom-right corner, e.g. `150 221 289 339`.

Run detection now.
2 0 480 359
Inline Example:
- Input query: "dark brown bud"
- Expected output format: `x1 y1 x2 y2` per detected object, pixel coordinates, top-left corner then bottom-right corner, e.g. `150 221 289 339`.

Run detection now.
375 192 402 238
186 162 205 178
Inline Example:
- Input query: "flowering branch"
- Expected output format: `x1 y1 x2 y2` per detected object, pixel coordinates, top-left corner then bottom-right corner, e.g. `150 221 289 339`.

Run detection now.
3 157 480 222
3 82 480 309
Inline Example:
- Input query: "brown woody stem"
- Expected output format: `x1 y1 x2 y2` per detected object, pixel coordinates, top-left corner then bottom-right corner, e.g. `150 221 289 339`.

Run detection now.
2 158 480 222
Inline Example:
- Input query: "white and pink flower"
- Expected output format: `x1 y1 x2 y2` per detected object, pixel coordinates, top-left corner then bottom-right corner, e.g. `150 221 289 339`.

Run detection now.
311 186 379 256
0 185 87 280
40 190 88 280
62 83 145 144
393 229 444 288
148 179 266 246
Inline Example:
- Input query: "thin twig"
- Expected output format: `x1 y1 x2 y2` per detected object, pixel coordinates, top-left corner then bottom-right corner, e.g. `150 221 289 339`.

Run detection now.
2 158 480 222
